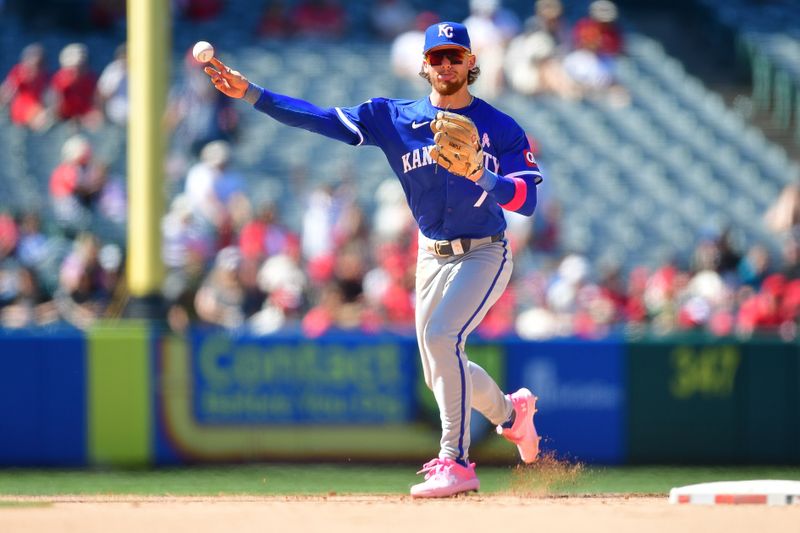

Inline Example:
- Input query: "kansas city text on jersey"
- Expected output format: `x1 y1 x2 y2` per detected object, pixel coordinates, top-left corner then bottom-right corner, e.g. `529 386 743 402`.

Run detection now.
401 144 500 174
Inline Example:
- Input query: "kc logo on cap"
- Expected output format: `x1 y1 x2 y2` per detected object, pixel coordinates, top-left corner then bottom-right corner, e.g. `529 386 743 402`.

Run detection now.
423 22 471 53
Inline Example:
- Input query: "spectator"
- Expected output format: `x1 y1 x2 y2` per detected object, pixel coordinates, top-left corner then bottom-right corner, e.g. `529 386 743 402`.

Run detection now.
738 244 771 289
303 281 345 337
679 260 730 332
238 200 296 261
573 0 623 56
780 236 800 279
563 0 627 102
529 198 562 254
737 273 786 336
163 232 208 334
49 43 102 128
0 210 18 260
623 266 649 326
463 0 517 98
331 244 366 322
0 266 58 328
290 0 347 40
98 242 123 291
53 232 110 329
522 0 570 47
504 0 579 98
547 253 591 316
391 11 440 84
239 257 267 320
15 211 49 269
162 193 215 272
194 246 248 329
49 135 106 233
183 140 236 238
362 242 415 329
301 184 337 274
515 269 560 339
372 178 415 242
332 198 369 250
93 162 127 226
0 43 50 130
96 44 128 126
370 0 416 40
715 227 743 279
255 237 307 324
765 183 800 237
643 261 685 334
0 211 21 313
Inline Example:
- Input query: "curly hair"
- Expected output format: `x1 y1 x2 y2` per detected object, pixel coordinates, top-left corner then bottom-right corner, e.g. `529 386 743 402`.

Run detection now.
418 65 481 86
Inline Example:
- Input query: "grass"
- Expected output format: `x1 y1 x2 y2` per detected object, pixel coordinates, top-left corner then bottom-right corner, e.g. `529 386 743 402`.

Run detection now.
0 501 52 508
0 462 798 497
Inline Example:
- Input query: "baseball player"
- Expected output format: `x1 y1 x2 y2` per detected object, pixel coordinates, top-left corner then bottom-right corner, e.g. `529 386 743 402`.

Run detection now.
203 21 542 498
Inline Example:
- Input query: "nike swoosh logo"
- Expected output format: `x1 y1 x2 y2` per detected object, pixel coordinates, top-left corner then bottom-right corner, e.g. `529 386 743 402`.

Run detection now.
412 121 430 129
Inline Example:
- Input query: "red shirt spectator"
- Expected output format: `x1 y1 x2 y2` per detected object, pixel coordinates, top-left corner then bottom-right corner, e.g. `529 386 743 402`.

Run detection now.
50 43 99 121
239 203 295 261
49 135 99 201
573 0 623 55
1 43 49 128
738 274 786 333
50 163 81 198
0 212 19 259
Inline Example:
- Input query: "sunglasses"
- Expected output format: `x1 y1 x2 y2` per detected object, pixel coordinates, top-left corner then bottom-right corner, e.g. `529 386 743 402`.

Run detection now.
425 49 468 66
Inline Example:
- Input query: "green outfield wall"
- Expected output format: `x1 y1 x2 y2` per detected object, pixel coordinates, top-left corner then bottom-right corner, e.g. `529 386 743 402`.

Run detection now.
628 337 800 463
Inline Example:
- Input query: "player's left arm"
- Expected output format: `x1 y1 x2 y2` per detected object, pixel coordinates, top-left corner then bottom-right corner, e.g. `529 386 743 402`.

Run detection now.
475 128 542 217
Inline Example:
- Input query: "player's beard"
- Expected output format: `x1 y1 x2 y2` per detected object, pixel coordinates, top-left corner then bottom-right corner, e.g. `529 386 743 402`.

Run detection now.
432 73 467 96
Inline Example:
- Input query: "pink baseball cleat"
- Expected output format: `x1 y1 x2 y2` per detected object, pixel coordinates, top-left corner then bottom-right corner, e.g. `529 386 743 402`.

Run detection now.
410 458 480 498
496 387 540 463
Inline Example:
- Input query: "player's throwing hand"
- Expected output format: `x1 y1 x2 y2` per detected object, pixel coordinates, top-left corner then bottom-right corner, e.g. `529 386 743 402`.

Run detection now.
203 57 249 99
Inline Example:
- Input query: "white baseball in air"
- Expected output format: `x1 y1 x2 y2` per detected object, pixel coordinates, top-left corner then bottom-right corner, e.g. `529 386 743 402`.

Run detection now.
192 41 215 63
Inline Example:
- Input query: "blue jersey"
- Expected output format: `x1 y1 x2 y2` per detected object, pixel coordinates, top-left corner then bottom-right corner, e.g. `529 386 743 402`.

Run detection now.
252 88 542 241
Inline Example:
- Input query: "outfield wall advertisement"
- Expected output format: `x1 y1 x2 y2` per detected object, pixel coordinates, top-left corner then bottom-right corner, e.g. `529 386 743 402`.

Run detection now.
189 331 416 425
0 325 797 466
505 339 626 464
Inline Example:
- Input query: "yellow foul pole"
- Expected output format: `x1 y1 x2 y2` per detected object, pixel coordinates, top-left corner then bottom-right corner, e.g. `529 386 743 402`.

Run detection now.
126 0 169 316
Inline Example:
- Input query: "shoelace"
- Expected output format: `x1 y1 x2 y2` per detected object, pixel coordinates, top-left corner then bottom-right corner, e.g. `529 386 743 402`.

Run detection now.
416 458 449 480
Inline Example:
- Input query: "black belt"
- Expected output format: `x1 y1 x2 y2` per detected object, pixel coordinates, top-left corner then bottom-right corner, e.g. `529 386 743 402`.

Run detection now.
432 232 505 257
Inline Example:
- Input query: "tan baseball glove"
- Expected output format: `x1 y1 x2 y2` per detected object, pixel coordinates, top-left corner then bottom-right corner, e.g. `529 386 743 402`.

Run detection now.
430 111 484 182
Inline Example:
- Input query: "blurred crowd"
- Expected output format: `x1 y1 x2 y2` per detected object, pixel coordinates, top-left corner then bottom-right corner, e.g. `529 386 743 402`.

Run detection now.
387 0 628 104
1 0 799 340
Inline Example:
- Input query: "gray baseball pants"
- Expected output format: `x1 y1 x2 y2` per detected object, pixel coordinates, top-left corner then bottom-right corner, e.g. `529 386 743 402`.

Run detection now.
415 236 514 464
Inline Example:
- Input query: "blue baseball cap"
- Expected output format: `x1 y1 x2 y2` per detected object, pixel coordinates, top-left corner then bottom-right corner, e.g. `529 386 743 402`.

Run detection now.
423 22 471 54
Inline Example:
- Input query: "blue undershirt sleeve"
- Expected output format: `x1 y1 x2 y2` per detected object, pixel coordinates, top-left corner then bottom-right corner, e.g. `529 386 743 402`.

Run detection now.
248 84 360 145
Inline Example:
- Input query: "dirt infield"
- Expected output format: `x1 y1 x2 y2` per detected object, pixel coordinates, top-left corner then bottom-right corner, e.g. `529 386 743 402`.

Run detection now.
1 495 799 533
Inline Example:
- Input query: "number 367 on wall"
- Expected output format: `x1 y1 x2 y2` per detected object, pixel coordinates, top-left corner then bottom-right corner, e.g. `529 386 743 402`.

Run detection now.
669 345 741 399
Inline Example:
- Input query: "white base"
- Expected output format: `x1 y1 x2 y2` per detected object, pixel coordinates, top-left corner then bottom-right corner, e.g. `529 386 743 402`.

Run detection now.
669 479 800 505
